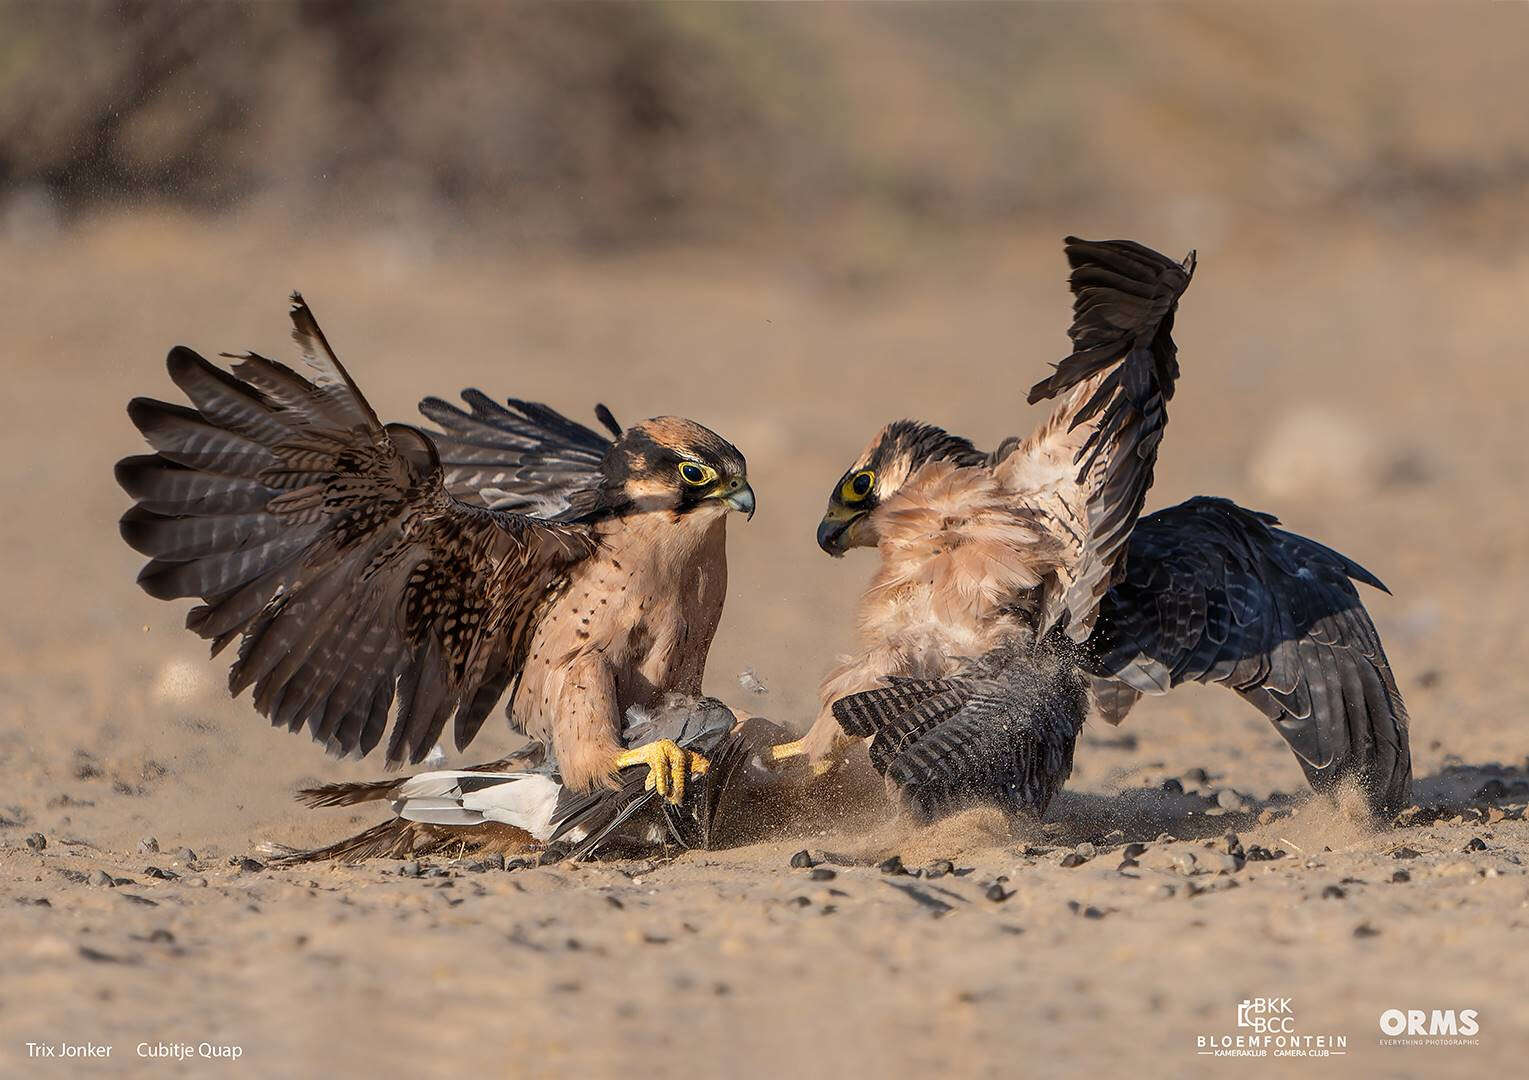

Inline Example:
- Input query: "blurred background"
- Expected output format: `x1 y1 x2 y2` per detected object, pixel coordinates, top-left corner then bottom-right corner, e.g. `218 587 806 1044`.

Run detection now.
4 3 1529 1073
2 0 1527 853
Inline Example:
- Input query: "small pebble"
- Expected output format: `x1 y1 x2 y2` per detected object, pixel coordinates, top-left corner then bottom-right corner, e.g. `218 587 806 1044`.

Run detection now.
985 883 1010 902
789 850 815 869
91 869 117 887
1117 858 1139 872
26 832 47 852
1392 847 1421 860
138 837 160 854
925 859 955 879
1391 869 1411 883
1060 853 1088 868
1073 842 1097 860
239 857 265 874
1122 843 1148 859
176 847 199 863
1322 885 1346 899
1464 837 1487 852
1222 832 1244 857
1353 923 1381 938
144 866 177 880
878 855 907 876
808 867 837 882
1216 789 1243 811
1161 779 1185 795
399 861 423 878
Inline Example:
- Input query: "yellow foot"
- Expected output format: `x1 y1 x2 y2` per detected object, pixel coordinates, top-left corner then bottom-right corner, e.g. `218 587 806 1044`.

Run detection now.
613 739 709 804
768 739 836 777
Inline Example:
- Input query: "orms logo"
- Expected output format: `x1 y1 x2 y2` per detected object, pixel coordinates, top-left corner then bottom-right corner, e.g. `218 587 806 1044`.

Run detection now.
1378 1009 1480 1047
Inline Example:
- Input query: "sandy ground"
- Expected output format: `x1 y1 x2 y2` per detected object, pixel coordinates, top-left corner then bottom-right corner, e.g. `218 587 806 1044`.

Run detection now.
2 214 1527 1077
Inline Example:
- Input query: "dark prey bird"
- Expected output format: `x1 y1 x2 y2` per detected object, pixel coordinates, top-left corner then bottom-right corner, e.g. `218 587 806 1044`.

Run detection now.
776 237 1410 821
268 696 793 863
116 294 756 808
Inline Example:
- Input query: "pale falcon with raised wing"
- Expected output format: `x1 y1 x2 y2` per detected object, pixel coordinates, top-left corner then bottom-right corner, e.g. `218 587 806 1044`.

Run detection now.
116 294 755 803
775 237 1410 820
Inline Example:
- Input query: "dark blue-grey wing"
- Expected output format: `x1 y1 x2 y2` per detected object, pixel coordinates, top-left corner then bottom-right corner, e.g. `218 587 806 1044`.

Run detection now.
833 660 1088 822
418 390 620 519
1086 496 1410 813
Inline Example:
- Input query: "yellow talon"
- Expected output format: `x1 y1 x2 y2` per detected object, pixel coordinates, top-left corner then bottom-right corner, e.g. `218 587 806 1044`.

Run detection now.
768 739 837 777
613 739 709 804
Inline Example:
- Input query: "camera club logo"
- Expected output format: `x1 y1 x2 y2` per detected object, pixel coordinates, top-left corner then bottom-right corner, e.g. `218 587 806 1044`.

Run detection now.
1196 998 1348 1058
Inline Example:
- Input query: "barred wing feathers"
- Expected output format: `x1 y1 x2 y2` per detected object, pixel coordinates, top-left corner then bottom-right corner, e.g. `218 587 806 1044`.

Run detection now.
117 294 594 766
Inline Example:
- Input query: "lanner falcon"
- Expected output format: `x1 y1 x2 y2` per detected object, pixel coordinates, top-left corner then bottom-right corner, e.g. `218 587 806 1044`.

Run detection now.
116 295 755 804
773 238 1411 820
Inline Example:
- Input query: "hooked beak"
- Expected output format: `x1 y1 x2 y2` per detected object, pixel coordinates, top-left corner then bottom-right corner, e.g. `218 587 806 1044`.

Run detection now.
816 505 865 556
716 478 756 520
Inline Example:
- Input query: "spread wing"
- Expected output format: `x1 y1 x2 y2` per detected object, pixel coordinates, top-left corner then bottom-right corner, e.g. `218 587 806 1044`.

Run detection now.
993 237 1195 641
417 391 620 519
117 295 595 766
1085 497 1411 813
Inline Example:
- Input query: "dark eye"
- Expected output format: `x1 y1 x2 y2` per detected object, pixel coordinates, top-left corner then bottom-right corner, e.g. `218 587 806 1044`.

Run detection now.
679 462 711 486
840 469 875 503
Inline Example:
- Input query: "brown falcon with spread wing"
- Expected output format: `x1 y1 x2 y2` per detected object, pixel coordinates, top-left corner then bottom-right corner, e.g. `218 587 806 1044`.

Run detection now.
117 295 755 801
775 238 1410 819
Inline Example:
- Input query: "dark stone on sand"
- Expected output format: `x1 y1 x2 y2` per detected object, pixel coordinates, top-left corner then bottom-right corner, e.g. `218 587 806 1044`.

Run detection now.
985 883 1009 902
1222 833 1244 857
809 867 837 881
138 837 159 854
120 892 159 906
144 866 177 880
1073 843 1098 860
1245 845 1281 861
239 857 265 874
398 861 422 878
175 847 199 863
789 850 815 869
1060 853 1088 868
478 853 506 871
1161 778 1185 794
425 867 449 878
1118 858 1139 871
605 895 624 909
1353 923 1381 938
878 855 907 876
926 859 955 879
788 896 811 907
91 869 117 887
506 858 534 871
1123 843 1148 859
1464 837 1487 852
25 832 46 852
1391 869 1411 883
1322 885 1346 899
1392 847 1421 860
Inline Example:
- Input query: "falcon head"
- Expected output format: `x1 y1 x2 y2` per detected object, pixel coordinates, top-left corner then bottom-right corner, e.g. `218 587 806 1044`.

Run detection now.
601 416 754 519
816 420 984 555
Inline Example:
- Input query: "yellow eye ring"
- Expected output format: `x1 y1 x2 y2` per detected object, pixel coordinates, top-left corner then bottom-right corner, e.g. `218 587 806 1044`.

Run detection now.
841 469 875 503
679 462 716 487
